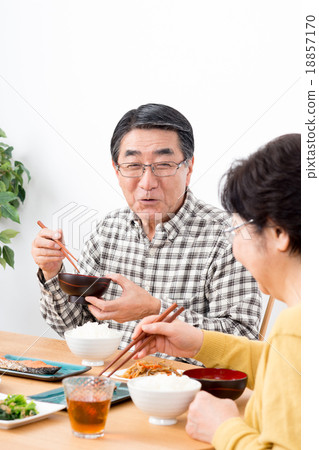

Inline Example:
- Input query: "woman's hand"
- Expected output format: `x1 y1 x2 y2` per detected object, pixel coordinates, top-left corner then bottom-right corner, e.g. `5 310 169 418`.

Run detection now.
131 316 204 359
186 391 240 443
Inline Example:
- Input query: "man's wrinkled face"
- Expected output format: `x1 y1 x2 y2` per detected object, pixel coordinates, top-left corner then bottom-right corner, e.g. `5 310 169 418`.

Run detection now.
113 128 194 224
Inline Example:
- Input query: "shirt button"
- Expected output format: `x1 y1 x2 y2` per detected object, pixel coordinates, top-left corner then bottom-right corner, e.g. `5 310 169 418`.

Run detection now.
145 283 151 291
149 248 156 256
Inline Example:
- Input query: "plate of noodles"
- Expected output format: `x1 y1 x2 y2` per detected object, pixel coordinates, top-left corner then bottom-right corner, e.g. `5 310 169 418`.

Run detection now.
104 360 183 382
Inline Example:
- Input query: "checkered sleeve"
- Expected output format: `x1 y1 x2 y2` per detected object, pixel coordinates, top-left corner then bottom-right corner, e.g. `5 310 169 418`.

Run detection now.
39 276 95 337
38 231 103 337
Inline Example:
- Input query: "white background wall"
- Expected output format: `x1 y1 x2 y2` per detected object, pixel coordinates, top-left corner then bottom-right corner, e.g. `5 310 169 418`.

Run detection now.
1 0 300 339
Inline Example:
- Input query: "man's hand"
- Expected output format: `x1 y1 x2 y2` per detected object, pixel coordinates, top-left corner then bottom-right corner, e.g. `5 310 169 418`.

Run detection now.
31 228 64 280
85 273 161 323
186 391 240 443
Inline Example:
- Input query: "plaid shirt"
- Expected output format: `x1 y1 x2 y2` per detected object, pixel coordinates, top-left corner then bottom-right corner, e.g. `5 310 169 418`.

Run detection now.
39 190 261 365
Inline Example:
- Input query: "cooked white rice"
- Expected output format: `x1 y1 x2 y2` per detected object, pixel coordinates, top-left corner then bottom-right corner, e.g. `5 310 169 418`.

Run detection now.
68 322 122 338
134 374 198 391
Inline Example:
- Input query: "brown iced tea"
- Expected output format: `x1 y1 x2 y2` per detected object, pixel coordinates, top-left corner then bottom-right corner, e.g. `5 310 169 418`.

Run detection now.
67 394 111 434
63 376 114 438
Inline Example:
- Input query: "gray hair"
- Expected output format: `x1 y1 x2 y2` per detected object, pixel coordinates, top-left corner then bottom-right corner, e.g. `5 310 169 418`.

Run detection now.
110 103 194 163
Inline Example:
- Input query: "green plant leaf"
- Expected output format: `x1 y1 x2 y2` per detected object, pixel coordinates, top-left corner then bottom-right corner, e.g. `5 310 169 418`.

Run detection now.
1 174 11 189
17 185 26 202
0 192 18 205
9 199 20 209
3 245 14 268
1 204 20 223
0 131 31 270
0 161 12 171
15 161 31 182
0 234 11 244
0 229 19 241
12 179 19 194
24 166 31 182
4 147 13 159
13 171 23 186
0 256 6 269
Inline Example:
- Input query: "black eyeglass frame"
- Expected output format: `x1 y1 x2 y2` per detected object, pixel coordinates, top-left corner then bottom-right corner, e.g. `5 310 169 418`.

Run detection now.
115 159 188 178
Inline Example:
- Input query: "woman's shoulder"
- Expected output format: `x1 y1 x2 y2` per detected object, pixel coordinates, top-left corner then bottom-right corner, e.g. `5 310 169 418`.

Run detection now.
270 303 301 339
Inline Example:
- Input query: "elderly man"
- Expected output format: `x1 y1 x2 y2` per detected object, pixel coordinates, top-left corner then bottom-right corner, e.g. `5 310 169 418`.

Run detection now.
32 103 261 362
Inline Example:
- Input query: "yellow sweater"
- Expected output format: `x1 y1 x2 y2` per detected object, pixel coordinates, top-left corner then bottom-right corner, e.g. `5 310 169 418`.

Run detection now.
194 303 301 449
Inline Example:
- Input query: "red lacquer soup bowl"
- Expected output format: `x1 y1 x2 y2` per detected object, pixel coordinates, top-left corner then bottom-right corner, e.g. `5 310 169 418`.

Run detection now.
58 273 111 305
183 368 247 400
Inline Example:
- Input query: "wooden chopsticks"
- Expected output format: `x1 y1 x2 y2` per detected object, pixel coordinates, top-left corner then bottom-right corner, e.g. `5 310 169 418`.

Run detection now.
37 220 80 273
99 303 184 377
98 302 177 376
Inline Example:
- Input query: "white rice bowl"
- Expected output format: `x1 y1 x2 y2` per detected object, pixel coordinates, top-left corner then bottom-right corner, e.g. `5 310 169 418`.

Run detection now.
64 322 123 366
127 374 201 425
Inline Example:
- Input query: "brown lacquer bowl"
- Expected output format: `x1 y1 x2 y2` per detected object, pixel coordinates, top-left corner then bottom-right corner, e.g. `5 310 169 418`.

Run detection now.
58 273 111 305
183 368 247 400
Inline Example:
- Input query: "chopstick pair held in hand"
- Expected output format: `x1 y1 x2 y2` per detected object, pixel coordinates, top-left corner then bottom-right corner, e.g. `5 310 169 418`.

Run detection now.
99 303 184 377
37 220 80 273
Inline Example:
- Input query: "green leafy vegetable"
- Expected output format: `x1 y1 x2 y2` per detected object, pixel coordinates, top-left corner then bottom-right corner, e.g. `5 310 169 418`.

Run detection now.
0 394 38 420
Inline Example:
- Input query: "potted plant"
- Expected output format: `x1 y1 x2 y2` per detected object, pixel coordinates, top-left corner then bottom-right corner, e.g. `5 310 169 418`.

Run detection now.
0 128 31 268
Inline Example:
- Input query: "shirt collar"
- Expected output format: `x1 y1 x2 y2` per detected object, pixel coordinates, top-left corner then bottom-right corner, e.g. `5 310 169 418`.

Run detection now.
162 189 197 241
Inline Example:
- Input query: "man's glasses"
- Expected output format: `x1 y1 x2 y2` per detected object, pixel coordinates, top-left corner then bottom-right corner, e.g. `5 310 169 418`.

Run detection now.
224 219 254 245
116 159 188 178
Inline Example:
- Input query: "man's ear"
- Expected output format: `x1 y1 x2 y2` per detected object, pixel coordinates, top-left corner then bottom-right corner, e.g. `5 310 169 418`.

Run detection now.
186 156 194 186
112 160 120 179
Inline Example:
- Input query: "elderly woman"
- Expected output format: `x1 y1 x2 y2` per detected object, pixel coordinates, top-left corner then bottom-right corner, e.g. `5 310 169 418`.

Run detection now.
132 133 301 449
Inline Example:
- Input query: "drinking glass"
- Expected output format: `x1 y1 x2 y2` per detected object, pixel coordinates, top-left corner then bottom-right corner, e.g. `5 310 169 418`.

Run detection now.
63 376 115 439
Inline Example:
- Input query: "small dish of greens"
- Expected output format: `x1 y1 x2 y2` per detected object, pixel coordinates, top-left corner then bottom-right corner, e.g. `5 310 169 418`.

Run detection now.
0 394 38 420
0 393 64 429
